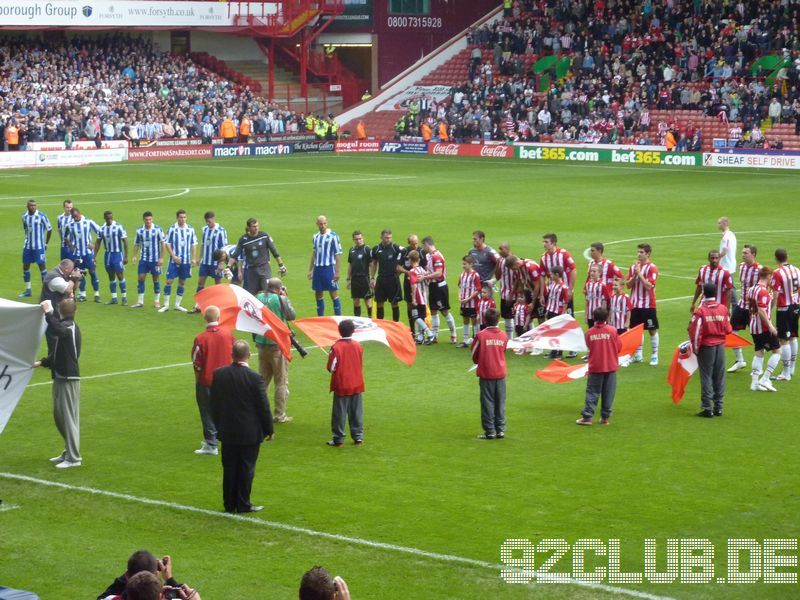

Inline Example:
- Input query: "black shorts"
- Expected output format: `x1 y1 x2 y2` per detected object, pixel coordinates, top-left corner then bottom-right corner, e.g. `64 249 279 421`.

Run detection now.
350 276 372 300
403 277 413 303
587 319 595 328
752 332 781 352
411 304 427 320
515 325 526 337
546 311 561 321
630 307 659 331
375 275 401 303
730 305 750 331
776 306 799 339
429 282 451 312
461 306 477 318
617 328 628 336
500 299 514 319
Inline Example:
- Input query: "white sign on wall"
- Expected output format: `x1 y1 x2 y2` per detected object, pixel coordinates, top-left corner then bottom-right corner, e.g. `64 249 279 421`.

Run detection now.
376 85 453 112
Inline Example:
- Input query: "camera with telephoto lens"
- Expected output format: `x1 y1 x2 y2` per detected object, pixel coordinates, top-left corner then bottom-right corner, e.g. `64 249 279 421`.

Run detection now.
290 330 308 358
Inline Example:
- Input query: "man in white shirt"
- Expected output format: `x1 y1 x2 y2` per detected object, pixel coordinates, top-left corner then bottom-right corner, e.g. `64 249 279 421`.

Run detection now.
718 216 738 304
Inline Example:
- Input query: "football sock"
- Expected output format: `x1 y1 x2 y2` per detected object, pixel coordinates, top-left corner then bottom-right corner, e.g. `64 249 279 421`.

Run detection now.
445 313 456 336
119 279 127 295
462 323 469 341
90 271 100 291
175 294 183 308
761 354 781 382
650 332 659 357
780 344 791 372
376 305 384 320
431 314 440 338
137 293 145 304
354 305 362 317
392 306 400 322
751 355 763 377
790 338 798 374
79 278 86 293
40 268 46 282
416 318 430 335
504 318 514 338
110 281 117 295
23 271 31 286
137 281 145 294
333 297 341 316
316 298 325 316
734 347 744 363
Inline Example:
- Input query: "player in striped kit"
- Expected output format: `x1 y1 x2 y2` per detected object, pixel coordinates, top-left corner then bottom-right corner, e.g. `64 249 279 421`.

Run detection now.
477 283 497 331
307 215 343 316
421 236 457 343
496 243 519 338
19 199 52 297
690 250 733 312
771 248 800 381
213 244 242 284
132 211 166 309
93 210 129 305
539 233 576 314
545 265 569 358
457 255 481 348
609 278 632 334
586 242 622 292
407 250 433 344
159 209 198 313
65 207 101 302
626 243 660 365
749 266 781 392
57 199 73 261
192 211 228 313
583 264 611 328
512 293 531 337
728 244 760 372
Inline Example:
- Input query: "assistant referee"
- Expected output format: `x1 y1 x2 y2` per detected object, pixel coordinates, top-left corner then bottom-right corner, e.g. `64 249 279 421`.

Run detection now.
370 228 402 322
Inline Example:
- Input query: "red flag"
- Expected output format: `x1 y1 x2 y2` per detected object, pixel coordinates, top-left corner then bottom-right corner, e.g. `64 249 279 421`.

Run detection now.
295 316 416 366
618 324 644 358
725 332 752 348
666 342 698 404
195 285 293 360
535 360 588 383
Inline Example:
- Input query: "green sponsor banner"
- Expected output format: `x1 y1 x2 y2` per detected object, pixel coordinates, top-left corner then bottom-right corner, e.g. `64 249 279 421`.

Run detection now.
514 145 702 167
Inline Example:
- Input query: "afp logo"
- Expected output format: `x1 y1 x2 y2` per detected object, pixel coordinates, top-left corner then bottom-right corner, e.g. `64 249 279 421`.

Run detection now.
82 5 93 17
381 142 402 153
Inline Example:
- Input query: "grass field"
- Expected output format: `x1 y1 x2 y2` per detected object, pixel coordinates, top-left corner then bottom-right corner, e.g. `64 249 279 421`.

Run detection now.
0 153 798 600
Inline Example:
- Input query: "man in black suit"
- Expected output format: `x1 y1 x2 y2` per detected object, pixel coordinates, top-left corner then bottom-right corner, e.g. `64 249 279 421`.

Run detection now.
210 339 274 514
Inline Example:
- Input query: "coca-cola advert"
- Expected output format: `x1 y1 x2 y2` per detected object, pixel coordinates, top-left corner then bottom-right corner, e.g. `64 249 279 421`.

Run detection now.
335 141 382 153
428 143 513 159
128 145 213 161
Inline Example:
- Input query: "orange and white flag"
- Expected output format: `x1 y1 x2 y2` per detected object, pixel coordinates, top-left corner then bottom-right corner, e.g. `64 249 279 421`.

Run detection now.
294 316 416 366
195 285 292 360
508 314 588 353
666 341 698 404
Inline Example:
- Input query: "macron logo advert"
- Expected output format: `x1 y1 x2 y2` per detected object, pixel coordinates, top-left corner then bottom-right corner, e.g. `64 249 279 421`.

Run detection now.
212 143 294 159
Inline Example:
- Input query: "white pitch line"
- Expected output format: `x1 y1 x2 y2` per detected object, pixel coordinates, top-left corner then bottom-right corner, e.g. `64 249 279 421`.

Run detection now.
136 162 402 178
0 175 416 203
27 362 192 388
38 189 191 208
0 503 21 512
0 174 30 178
0 472 675 600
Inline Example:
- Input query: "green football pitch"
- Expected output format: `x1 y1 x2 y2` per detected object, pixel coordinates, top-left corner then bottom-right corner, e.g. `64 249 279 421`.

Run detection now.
0 154 798 600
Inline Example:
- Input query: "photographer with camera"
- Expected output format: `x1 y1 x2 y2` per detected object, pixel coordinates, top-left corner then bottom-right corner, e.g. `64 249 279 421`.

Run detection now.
255 278 297 423
97 550 187 600
40 258 83 353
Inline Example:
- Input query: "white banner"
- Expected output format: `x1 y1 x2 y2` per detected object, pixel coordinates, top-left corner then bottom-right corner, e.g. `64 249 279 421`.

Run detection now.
0 148 128 170
703 152 800 170
376 85 453 112
0 299 47 434
0 1 277 27
507 314 588 353
27 140 129 151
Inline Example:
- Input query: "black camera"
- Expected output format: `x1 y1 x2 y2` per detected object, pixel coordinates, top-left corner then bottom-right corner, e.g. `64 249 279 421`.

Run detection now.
290 330 308 358
162 588 182 599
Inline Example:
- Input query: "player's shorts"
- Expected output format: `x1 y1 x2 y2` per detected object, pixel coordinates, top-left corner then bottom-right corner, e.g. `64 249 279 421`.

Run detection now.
500 298 515 319
375 275 401 303
546 311 562 321
22 248 47 266
350 276 372 300
411 304 427 320
104 251 124 274
460 306 477 319
199 264 220 279
73 251 96 271
429 282 450 312
630 307 659 331
515 325 527 337
752 332 781 352
730 306 750 331
312 265 339 292
167 261 192 280
138 261 162 277
776 307 799 339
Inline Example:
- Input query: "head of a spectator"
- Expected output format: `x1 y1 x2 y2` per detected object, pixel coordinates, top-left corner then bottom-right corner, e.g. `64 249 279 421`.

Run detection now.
338 319 355 339
299 566 336 600
472 230 486 250
126 571 161 600
593 307 609 324
204 305 220 324
232 339 251 363
484 307 500 327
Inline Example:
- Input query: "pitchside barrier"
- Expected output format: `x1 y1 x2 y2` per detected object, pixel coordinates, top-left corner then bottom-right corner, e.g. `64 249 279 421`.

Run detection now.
703 148 800 170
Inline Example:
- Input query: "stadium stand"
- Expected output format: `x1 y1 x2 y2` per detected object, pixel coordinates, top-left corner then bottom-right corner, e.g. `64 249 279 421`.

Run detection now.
343 0 800 150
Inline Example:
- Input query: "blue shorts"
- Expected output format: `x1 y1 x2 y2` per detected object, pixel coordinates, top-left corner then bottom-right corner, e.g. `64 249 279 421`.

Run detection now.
138 261 162 276
312 265 339 292
73 252 96 271
22 248 47 266
199 264 220 279
104 252 125 274
167 261 192 281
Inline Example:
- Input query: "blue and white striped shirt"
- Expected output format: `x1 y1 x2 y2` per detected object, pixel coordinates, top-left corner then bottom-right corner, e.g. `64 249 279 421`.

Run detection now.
98 221 128 254
66 218 100 255
134 225 166 263
201 224 228 266
22 210 52 250
166 223 198 263
57 213 73 247
312 229 342 267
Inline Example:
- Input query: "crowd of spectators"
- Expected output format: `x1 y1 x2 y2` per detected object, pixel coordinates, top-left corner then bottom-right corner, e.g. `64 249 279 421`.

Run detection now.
0 34 305 149
397 0 800 147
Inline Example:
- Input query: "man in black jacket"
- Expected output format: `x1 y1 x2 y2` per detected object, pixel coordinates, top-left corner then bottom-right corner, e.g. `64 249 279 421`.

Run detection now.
96 550 182 600
35 298 82 468
210 340 273 513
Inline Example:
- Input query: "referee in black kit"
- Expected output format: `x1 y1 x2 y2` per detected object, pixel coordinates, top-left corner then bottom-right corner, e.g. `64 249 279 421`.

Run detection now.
369 228 403 322
347 230 373 317
232 218 287 295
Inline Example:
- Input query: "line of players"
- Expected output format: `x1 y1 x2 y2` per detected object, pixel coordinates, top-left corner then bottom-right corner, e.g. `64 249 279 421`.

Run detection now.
19 199 258 312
